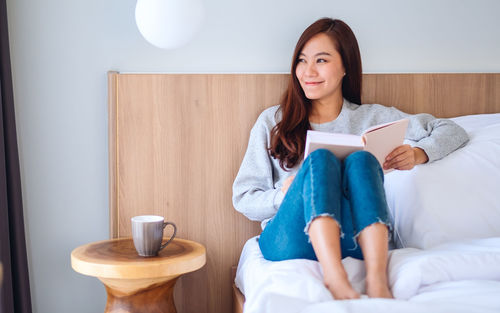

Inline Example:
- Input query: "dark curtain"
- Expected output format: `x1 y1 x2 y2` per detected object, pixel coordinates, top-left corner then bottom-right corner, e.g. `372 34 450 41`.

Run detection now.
0 0 32 312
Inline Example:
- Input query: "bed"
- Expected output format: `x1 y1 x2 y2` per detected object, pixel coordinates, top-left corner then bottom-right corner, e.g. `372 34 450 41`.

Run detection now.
108 72 500 313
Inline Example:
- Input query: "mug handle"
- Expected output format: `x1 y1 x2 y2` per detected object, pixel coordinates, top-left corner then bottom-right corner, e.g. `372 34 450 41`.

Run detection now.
160 222 177 251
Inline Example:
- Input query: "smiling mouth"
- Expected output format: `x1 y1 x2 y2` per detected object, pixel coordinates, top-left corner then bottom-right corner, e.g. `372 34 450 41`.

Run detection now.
305 81 323 86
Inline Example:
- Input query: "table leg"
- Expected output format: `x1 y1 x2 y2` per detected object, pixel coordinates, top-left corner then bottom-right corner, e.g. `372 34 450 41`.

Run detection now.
99 276 179 313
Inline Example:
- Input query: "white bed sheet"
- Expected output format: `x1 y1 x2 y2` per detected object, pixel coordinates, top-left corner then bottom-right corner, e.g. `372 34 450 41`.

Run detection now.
235 236 500 313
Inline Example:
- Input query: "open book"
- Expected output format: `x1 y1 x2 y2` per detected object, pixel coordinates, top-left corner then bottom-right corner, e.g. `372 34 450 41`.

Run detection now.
304 118 409 174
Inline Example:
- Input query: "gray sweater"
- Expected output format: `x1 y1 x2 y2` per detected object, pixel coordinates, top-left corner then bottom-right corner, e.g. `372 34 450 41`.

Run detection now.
232 99 469 228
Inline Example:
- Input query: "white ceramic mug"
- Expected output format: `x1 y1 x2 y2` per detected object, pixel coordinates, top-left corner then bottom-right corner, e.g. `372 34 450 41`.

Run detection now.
131 215 177 257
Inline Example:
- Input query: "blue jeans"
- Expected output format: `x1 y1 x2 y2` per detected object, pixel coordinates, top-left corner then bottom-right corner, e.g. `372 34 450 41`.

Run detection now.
259 149 391 261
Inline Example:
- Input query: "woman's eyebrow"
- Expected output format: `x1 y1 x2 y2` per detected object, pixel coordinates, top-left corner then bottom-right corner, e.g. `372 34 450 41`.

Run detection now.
299 52 332 57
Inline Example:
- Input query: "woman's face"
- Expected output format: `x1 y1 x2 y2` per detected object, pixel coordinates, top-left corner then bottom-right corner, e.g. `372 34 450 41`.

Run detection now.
295 33 345 104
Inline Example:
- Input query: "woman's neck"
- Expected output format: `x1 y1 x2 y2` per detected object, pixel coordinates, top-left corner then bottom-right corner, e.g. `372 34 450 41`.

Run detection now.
309 94 344 124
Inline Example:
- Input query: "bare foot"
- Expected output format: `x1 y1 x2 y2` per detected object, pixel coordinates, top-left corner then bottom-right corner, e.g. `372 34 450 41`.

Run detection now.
366 274 393 299
324 269 360 300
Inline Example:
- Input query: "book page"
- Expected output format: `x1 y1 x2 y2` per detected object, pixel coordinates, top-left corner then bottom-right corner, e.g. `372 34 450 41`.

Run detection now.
304 130 364 160
362 118 409 174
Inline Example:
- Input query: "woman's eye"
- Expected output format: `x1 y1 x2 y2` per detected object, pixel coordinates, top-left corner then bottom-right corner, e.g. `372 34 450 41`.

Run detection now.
297 58 306 63
317 58 327 63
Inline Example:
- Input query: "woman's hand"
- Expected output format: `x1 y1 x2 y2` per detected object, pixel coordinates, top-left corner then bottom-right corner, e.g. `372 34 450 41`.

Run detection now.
281 175 296 194
383 145 429 171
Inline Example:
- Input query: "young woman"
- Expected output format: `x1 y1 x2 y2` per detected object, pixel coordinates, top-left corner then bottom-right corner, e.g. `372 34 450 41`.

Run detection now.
232 18 468 300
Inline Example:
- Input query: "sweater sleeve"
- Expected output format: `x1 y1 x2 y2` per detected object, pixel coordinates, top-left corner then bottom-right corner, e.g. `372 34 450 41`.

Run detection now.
382 106 470 163
232 114 285 222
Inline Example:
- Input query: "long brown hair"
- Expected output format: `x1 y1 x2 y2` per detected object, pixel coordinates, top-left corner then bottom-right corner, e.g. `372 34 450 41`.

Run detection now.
269 18 362 170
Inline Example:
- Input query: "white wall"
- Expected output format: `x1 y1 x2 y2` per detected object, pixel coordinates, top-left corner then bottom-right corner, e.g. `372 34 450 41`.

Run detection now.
5 0 500 312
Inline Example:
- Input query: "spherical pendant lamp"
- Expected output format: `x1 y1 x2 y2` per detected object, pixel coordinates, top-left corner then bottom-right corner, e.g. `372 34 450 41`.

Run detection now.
135 0 205 49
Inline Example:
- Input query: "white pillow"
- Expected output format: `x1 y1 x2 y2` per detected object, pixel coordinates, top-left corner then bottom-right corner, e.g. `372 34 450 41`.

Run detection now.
384 114 500 249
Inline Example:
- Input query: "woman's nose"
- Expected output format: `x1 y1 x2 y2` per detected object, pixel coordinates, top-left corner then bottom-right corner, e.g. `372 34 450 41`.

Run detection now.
305 63 317 76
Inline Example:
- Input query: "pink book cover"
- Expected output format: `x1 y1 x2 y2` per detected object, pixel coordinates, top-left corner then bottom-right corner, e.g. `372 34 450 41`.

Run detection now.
362 118 409 174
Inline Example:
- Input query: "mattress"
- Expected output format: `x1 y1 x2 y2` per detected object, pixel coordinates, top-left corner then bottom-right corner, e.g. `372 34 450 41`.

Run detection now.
235 236 500 313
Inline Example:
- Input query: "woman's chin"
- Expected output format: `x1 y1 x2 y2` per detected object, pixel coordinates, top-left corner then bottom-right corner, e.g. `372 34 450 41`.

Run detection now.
304 93 321 100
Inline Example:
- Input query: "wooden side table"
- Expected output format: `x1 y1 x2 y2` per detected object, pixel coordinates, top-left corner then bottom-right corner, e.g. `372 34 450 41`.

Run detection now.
71 238 206 313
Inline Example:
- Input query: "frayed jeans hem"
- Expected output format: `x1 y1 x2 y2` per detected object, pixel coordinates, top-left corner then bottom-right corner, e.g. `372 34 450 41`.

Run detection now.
304 213 345 243
348 218 393 251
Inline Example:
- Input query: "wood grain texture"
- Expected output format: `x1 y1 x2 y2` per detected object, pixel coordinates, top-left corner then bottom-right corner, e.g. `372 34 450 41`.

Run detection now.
112 74 286 313
108 71 119 239
71 238 206 279
103 277 178 313
362 73 500 117
231 266 245 313
72 238 206 313
109 73 500 313
232 284 244 313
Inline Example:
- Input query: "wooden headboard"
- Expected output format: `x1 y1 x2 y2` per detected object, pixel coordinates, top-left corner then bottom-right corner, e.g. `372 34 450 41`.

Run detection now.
108 73 500 313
